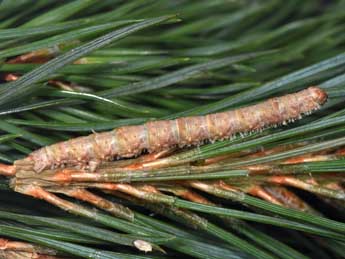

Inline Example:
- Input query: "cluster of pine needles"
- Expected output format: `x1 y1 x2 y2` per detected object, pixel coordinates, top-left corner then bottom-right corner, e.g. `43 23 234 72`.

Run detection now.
0 0 345 258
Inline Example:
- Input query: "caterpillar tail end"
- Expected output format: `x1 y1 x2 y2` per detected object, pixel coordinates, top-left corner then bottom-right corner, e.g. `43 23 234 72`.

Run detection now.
308 86 328 105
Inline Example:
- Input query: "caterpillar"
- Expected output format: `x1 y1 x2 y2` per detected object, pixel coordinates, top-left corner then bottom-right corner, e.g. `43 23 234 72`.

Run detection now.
14 86 327 173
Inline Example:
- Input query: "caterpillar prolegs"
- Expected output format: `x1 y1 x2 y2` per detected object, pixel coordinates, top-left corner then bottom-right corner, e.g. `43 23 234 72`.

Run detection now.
14 86 327 173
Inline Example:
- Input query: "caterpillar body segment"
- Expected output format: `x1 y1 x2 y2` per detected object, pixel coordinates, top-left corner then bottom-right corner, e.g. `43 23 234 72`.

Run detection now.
14 87 327 173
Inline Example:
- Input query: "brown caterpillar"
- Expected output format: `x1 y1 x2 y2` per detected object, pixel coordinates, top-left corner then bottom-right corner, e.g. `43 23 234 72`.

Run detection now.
14 86 327 173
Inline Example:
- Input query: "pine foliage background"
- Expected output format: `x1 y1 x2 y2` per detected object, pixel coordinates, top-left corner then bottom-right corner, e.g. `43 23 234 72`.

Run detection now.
0 0 345 258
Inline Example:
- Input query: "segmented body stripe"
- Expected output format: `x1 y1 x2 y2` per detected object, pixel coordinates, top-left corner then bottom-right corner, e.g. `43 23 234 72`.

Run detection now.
14 87 327 173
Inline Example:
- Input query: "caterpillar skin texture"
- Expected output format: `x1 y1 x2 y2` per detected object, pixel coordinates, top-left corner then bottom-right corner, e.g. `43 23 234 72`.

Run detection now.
15 87 327 173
